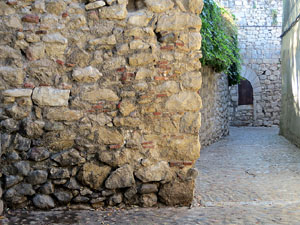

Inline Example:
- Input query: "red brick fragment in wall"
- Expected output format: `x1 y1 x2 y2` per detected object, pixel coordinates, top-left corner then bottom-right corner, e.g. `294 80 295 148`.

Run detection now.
22 14 39 23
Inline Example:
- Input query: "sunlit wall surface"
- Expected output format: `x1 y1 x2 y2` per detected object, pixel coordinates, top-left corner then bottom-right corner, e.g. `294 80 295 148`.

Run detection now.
280 0 300 146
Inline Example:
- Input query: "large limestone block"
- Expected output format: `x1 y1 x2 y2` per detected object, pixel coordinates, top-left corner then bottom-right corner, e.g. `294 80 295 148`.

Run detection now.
44 130 76 150
180 112 201 134
98 149 130 167
80 88 119 103
44 108 82 121
156 81 179 94
72 66 102 83
156 12 202 32
119 99 136 116
159 135 200 161
145 0 174 13
85 0 106 10
0 67 24 86
158 180 194 206
32 87 70 106
97 127 124 145
42 33 68 57
129 53 156 66
99 4 127 20
128 10 153 27
3 89 32 97
189 0 204 14
78 163 111 190
181 72 202 91
105 164 135 189
135 161 172 183
165 92 202 112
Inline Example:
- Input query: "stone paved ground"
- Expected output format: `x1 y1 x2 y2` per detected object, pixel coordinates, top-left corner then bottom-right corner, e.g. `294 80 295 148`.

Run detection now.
3 127 300 225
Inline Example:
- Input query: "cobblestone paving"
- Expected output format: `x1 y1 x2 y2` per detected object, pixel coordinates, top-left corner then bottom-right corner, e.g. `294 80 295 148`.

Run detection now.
3 127 300 225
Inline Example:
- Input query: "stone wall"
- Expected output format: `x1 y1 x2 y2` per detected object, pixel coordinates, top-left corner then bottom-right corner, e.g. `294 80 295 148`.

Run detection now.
0 0 204 210
199 67 229 147
220 0 282 127
280 0 300 147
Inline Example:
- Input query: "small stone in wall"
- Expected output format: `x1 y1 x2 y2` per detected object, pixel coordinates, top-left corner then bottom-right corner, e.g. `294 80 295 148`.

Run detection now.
27 170 48 185
53 190 73 204
105 164 135 189
144 0 174 13
51 149 86 166
99 4 127 20
2 89 32 97
32 87 70 107
85 1 106 10
140 193 157 207
14 161 31 176
135 161 172 183
72 66 102 83
78 163 111 190
33 194 55 209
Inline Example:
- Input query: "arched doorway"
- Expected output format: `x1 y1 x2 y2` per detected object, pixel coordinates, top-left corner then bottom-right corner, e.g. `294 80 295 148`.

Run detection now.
229 66 262 126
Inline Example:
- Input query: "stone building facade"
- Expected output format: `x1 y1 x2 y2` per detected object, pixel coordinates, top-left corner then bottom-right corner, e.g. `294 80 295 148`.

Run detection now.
199 67 230 147
0 0 204 210
220 0 282 126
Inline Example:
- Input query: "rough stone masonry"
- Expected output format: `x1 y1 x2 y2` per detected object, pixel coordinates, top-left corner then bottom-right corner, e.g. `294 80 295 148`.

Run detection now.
0 0 203 210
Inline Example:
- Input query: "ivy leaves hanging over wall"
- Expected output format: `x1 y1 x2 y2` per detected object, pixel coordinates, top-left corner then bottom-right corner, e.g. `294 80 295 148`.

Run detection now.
200 0 242 86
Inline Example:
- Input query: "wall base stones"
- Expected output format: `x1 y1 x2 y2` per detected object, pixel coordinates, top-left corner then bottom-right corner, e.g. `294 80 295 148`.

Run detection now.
199 67 230 147
0 0 203 209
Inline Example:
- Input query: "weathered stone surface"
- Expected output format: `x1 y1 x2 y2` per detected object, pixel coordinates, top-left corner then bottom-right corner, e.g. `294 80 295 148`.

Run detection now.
51 149 86 166
189 0 204 14
181 72 202 91
80 88 119 103
39 182 54 195
44 108 82 121
165 92 202 112
99 4 127 20
72 66 102 83
32 87 70 107
89 35 116 46
180 112 201 134
105 165 135 189
25 43 45 61
98 149 129 167
3 188 27 205
27 170 48 185
33 194 55 209
6 104 31 120
64 178 81 190
140 193 157 207
85 1 106 10
50 168 70 179
156 81 180 94
78 163 111 190
3 89 32 97
14 183 35 196
129 53 156 66
119 100 136 116
113 117 141 127
139 184 158 194
14 134 31 151
158 180 195 206
5 175 23 189
135 161 172 183
0 67 24 86
97 127 124 145
14 161 31 176
43 33 68 57
44 130 76 150
0 118 19 132
24 120 45 138
54 191 73 204
128 10 153 27
156 13 202 32
145 0 174 13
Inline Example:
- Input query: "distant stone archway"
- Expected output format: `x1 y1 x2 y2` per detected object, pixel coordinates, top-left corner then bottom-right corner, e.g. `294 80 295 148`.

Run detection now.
229 66 262 126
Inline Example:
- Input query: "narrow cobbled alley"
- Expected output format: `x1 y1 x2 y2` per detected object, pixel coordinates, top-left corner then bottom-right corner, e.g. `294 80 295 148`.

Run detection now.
4 127 300 225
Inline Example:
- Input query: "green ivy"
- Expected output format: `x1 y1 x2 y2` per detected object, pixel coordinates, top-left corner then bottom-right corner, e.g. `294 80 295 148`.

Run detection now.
200 0 242 86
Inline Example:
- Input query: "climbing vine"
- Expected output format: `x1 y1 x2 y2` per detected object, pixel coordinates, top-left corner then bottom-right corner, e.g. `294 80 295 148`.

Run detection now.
200 0 242 86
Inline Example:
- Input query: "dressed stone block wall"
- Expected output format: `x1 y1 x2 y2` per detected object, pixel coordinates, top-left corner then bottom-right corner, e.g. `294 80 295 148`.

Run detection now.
220 0 282 127
199 67 229 147
0 0 204 210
